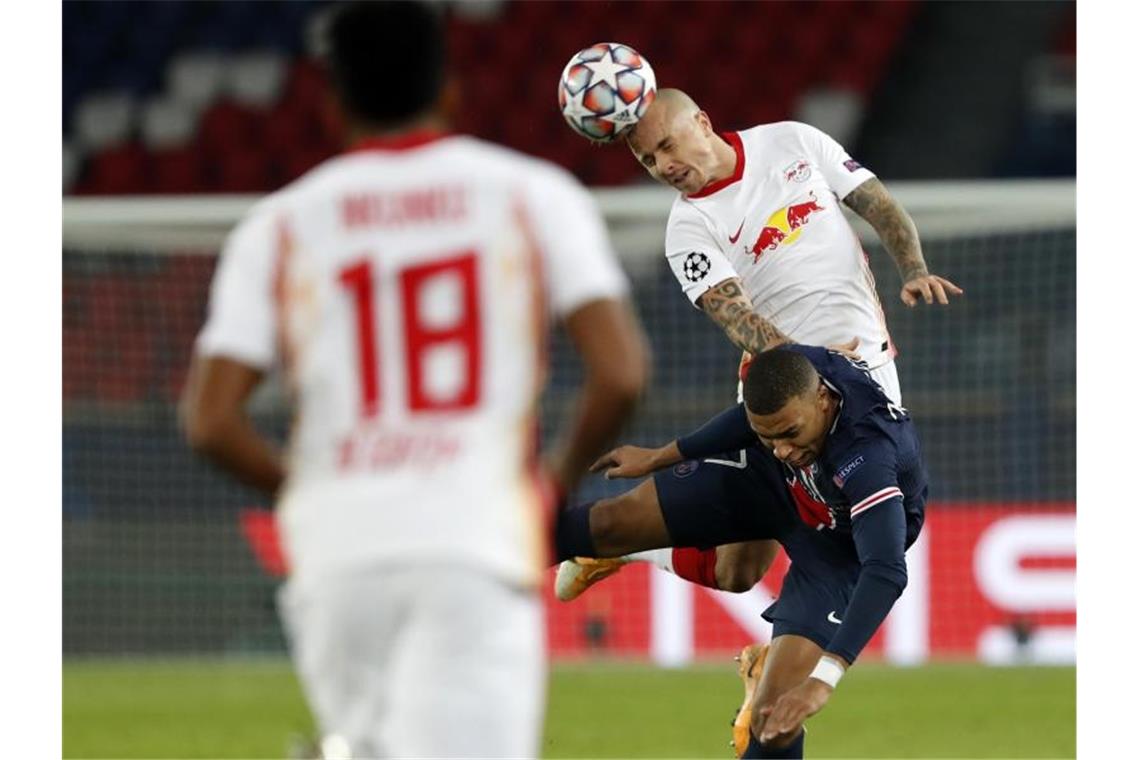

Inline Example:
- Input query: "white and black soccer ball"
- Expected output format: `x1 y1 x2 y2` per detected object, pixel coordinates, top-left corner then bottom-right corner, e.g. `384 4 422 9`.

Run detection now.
558 42 657 144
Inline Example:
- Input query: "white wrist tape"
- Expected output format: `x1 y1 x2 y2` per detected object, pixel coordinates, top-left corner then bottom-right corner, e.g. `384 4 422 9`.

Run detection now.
808 656 845 689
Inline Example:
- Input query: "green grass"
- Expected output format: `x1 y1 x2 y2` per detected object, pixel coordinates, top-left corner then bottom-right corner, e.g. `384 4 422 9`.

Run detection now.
63 659 1074 759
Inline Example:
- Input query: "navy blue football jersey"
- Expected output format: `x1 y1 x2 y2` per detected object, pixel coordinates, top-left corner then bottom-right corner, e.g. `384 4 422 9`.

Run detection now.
780 345 927 547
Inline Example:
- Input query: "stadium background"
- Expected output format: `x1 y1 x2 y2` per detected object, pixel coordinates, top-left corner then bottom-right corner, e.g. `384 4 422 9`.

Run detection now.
61 1 1076 757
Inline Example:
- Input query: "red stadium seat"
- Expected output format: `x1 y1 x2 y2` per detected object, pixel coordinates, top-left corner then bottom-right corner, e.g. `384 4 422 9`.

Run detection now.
197 101 265 151
150 145 206 194
80 144 149 195
213 146 273 193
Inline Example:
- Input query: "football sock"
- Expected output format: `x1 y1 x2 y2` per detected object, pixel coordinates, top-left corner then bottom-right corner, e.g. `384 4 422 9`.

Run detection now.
625 547 674 572
669 547 721 589
742 730 804 759
553 501 597 562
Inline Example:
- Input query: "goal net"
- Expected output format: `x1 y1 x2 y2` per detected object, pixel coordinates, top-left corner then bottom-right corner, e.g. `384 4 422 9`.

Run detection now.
63 180 1074 664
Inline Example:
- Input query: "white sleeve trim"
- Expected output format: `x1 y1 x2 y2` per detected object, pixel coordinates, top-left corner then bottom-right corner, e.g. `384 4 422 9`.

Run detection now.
849 486 903 518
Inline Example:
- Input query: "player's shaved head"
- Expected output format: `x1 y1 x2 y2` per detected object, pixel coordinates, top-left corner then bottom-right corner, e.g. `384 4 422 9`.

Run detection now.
651 88 700 119
743 349 820 415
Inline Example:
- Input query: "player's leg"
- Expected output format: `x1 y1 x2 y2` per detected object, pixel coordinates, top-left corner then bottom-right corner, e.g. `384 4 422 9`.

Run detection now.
556 452 788 562
388 565 544 758
740 531 863 758
713 539 782 592
277 572 403 758
553 477 672 560
556 451 791 600
740 634 823 757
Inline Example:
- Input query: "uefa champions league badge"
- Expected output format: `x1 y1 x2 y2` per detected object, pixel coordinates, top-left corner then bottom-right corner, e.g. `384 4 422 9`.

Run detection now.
682 251 712 283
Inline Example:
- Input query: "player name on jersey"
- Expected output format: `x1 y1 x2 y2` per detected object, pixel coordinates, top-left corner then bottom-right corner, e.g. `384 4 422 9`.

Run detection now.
342 185 468 229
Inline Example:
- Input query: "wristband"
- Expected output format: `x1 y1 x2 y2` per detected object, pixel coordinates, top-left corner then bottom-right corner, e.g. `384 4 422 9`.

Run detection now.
808 656 845 689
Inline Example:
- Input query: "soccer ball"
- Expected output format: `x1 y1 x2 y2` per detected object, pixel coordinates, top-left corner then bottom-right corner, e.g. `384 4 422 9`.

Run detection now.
558 42 657 143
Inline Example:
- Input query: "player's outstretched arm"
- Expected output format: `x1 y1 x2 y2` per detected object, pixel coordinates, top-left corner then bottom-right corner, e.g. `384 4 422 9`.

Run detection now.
842 177 964 307
590 395 760 479
697 277 792 355
590 442 683 479
549 298 650 493
181 354 285 495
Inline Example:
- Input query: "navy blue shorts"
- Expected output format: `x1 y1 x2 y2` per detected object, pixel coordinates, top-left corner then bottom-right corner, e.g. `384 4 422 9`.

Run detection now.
652 447 795 549
654 446 869 649
762 526 862 649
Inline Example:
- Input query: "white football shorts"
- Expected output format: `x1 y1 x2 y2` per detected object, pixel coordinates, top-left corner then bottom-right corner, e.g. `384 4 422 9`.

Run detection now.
278 563 545 758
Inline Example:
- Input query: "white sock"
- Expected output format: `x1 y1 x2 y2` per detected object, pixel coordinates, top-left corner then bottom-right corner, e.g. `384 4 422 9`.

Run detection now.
624 547 675 574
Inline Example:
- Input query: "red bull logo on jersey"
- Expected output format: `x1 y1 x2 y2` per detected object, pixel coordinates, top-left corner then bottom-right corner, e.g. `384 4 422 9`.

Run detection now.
749 192 826 262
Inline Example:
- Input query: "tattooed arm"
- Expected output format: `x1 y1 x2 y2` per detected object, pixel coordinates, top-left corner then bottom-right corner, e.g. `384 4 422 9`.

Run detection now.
843 177 963 307
696 277 791 354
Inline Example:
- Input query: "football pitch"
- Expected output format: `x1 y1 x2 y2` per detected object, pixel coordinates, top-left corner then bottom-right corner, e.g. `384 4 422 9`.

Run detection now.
63 659 1074 759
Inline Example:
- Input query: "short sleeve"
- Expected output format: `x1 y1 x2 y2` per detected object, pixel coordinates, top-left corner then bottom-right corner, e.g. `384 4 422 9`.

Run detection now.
665 203 738 307
195 208 278 369
795 122 877 201
834 428 902 522
525 167 629 318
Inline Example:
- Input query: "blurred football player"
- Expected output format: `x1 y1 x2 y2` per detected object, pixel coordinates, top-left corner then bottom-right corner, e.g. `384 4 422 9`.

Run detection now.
182 2 648 757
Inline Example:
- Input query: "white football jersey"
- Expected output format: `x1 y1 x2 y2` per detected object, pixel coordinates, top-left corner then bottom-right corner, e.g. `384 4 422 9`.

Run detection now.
196 132 628 589
665 122 895 368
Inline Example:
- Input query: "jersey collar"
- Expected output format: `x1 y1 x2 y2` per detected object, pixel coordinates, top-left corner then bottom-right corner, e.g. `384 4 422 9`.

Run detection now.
686 131 745 199
348 129 452 153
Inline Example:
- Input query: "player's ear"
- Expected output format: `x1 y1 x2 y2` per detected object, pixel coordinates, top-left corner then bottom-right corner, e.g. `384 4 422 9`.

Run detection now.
695 110 713 134
816 380 829 407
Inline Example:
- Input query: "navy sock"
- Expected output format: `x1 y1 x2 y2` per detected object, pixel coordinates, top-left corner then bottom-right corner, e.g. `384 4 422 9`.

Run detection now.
553 501 597 562
742 730 805 759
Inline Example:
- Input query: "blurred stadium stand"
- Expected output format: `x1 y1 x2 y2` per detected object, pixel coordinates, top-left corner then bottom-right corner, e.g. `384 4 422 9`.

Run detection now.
63 0 1074 196
855 0 1075 179
64 0 924 193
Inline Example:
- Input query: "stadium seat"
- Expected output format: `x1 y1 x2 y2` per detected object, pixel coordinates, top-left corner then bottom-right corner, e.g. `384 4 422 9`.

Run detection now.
140 98 198 151
73 92 138 153
166 52 228 112
212 146 273 193
79 144 149 196
197 101 265 151
150 146 207 195
224 51 288 109
63 140 81 193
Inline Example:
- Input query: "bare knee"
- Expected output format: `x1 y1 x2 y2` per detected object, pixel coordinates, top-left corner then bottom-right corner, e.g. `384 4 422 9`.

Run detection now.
714 542 778 592
586 498 628 556
715 559 764 592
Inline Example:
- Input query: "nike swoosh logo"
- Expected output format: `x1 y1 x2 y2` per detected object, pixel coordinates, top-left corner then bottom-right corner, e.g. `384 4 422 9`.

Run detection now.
827 611 843 624
728 219 745 244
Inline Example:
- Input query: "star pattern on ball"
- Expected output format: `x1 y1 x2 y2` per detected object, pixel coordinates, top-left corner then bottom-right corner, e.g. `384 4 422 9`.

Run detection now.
561 84 593 123
583 48 628 91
